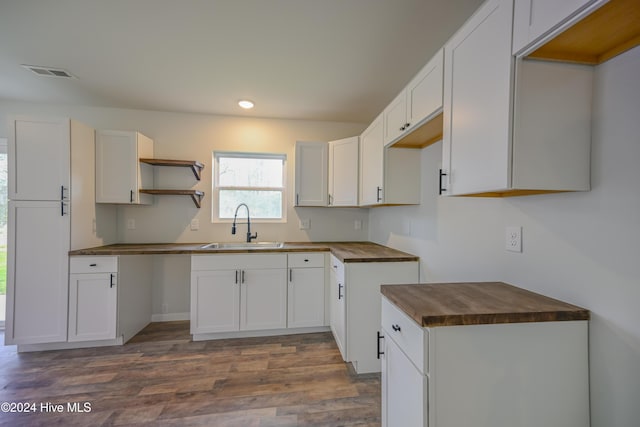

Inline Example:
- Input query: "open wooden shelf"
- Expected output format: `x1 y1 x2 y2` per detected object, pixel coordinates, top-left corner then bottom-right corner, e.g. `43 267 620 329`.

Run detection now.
139 158 205 180
139 189 205 208
527 0 640 65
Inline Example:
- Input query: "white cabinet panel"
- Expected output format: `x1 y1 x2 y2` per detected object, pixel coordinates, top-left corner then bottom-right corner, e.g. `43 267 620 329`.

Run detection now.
443 0 514 195
295 141 328 206
406 49 444 130
288 266 325 328
328 136 359 207
190 269 240 333
329 255 347 359
6 201 69 345
96 130 153 204
359 114 384 205
241 268 288 330
383 91 408 144
9 117 69 201
68 273 117 342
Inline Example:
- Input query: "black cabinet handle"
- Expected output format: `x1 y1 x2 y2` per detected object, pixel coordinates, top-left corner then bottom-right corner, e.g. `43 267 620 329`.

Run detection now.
376 186 382 203
377 331 385 359
89 263 97 267
439 169 448 195
235 270 239 284
130 190 134 203
289 268 293 282
110 273 115 288
392 324 401 332
241 270 245 284
338 283 344 300
296 194 299 205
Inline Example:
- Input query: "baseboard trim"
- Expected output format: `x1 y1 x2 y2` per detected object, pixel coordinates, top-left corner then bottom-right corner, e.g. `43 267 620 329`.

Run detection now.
151 312 190 322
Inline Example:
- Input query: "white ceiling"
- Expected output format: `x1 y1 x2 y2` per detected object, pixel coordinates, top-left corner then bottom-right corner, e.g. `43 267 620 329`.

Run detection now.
0 0 483 123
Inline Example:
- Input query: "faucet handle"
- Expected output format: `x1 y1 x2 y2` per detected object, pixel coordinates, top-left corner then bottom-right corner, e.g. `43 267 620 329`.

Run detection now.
248 232 258 242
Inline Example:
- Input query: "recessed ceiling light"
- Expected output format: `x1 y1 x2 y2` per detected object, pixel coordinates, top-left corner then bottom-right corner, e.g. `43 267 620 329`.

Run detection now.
21 64 76 79
238 100 254 109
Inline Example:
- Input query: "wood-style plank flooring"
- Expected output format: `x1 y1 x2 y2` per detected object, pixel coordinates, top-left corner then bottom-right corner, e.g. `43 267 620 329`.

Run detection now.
0 322 381 426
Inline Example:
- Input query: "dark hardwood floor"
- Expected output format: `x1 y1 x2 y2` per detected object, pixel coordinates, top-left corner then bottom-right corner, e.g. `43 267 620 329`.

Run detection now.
0 322 381 426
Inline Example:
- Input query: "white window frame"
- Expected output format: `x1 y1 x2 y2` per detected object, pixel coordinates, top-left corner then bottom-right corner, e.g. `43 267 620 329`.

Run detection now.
212 151 287 223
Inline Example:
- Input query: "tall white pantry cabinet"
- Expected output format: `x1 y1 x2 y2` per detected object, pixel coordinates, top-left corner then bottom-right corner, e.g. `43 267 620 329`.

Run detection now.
6 117 110 345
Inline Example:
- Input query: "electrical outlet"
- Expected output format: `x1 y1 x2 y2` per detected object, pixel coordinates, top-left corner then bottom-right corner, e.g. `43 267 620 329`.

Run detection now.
190 219 199 230
299 218 310 230
126 218 136 230
505 226 522 252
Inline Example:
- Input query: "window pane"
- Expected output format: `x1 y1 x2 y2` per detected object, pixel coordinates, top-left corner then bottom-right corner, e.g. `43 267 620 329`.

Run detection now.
218 156 283 187
219 190 282 219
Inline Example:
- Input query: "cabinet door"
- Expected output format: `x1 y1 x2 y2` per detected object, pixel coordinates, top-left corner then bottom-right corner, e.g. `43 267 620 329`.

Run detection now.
443 0 514 195
359 114 384 205
512 0 599 54
329 260 346 359
6 201 69 345
294 141 328 206
406 48 444 130
383 334 426 427
383 91 408 145
288 267 325 328
241 268 287 330
328 136 359 207
9 117 69 201
96 130 138 203
68 273 117 342
190 270 240 333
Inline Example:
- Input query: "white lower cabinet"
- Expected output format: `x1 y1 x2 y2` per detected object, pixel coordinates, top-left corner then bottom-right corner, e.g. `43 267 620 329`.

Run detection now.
381 296 590 427
287 253 325 328
330 256 419 374
68 272 117 342
190 254 288 336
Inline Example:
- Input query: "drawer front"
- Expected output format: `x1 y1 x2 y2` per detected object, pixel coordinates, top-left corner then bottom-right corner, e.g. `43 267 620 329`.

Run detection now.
70 256 118 274
288 252 325 268
382 296 428 374
191 253 287 271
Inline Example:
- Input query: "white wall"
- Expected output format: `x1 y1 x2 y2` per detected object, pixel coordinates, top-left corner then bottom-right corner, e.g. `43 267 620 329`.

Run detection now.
0 103 368 317
370 47 640 427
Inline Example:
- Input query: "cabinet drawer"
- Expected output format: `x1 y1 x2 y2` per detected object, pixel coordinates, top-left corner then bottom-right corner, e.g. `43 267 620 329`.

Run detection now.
70 256 118 274
288 252 325 268
191 253 287 271
382 296 428 374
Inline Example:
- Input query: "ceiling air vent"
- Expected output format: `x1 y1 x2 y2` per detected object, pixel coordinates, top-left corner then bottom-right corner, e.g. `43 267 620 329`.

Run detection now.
21 64 75 78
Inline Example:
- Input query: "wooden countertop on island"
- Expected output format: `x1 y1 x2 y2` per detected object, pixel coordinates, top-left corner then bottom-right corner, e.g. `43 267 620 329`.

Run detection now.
381 282 589 327
69 241 419 263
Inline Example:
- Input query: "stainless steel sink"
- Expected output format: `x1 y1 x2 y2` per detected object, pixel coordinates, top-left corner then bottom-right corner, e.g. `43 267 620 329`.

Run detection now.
200 242 284 250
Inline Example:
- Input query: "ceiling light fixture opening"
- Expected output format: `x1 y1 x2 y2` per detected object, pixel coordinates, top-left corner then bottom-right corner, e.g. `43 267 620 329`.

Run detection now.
21 64 76 79
238 100 254 109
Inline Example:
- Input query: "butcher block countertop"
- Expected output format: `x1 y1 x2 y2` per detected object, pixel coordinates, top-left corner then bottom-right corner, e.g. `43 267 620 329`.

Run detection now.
69 241 418 263
381 282 590 327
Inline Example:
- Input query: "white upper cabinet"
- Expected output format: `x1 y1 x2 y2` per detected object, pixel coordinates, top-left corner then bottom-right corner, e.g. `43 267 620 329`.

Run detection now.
9 117 70 201
360 113 421 206
359 114 385 205
383 91 408 145
384 49 444 149
96 130 154 204
441 0 592 197
328 136 359 207
294 141 328 206
512 0 603 55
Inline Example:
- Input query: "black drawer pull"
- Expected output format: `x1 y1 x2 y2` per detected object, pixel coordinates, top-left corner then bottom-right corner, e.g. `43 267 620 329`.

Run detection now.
89 263 97 267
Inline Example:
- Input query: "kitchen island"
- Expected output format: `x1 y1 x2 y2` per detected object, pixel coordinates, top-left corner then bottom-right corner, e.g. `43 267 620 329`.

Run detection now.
379 282 590 427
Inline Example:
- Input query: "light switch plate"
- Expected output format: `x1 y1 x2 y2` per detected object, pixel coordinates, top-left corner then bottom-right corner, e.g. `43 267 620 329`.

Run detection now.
506 226 522 252
299 219 310 230
190 219 199 230
126 218 136 230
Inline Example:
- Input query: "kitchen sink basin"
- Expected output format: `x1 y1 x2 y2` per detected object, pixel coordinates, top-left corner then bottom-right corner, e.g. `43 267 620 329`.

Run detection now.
200 242 284 250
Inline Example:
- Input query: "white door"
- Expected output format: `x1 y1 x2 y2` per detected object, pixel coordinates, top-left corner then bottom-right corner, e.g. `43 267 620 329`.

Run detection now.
241 268 287 330
384 334 426 427
406 48 444 128
359 115 384 205
294 141 328 206
95 130 137 203
288 267 325 328
384 91 408 145
9 117 69 201
6 201 69 344
68 273 117 341
329 260 346 359
190 270 240 333
328 136 359 207
443 0 514 195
